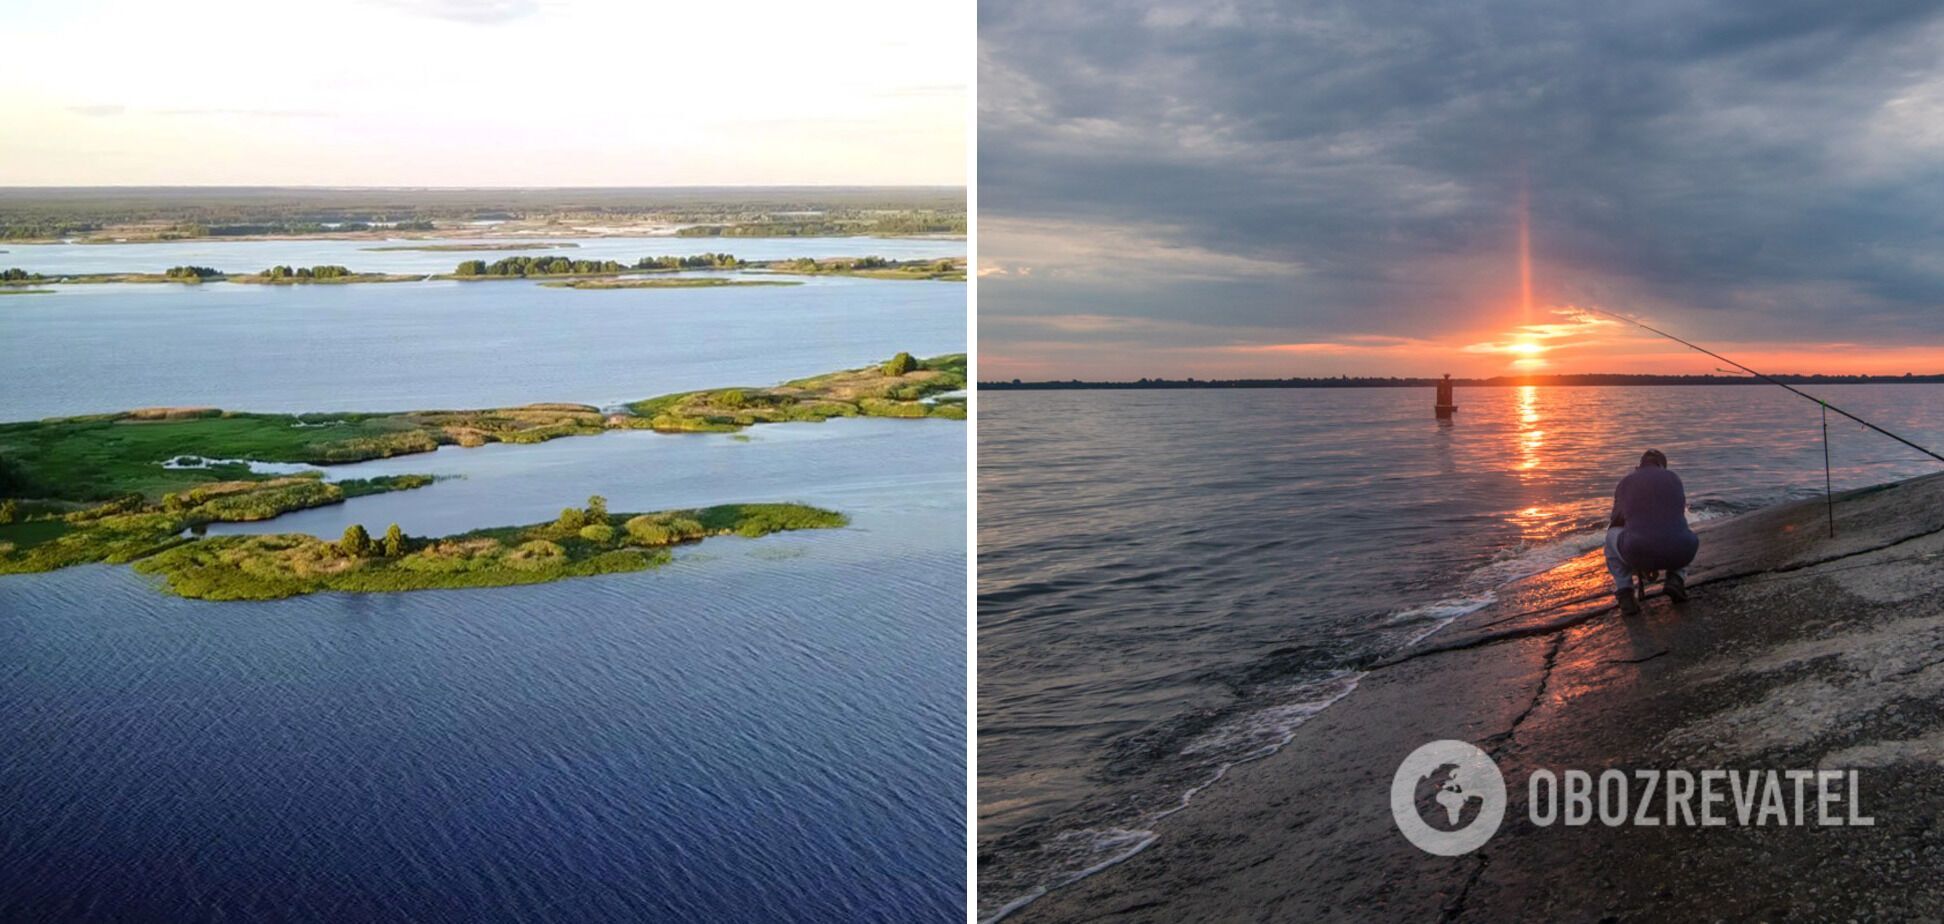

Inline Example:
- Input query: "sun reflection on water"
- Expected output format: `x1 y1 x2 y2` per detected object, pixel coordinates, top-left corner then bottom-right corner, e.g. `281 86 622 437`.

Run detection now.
1517 385 1546 473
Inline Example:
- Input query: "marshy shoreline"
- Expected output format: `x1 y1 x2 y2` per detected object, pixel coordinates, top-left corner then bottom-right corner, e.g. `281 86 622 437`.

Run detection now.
1000 470 1944 922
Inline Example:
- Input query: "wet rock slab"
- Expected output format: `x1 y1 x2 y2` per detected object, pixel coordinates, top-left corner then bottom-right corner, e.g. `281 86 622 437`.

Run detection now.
1014 472 1944 922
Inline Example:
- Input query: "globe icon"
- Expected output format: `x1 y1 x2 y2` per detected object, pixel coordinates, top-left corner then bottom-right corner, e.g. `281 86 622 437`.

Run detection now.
1413 762 1484 831
1390 740 1506 855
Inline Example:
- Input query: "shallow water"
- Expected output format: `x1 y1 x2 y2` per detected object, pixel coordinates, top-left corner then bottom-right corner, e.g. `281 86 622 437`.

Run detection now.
1 417 966 922
0 269 964 419
976 383 1944 920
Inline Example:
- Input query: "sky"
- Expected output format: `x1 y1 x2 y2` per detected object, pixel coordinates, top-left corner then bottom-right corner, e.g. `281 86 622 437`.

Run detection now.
0 0 965 187
979 0 1944 380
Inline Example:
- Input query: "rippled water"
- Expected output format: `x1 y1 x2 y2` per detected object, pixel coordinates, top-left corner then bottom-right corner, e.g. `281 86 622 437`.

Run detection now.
1 418 966 922
976 384 1944 920
0 237 963 419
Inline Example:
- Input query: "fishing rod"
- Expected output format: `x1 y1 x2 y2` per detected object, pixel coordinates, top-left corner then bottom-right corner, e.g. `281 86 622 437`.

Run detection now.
1584 306 1944 539
1584 306 1944 466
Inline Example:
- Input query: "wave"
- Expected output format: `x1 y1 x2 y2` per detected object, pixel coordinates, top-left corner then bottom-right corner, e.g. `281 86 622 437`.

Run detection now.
981 673 1361 923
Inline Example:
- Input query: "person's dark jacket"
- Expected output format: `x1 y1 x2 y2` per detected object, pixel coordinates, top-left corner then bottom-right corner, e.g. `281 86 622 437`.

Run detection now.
1610 465 1700 571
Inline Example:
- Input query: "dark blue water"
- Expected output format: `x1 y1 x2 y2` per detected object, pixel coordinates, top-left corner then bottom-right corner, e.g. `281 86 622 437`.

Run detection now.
1 419 966 922
977 384 1944 920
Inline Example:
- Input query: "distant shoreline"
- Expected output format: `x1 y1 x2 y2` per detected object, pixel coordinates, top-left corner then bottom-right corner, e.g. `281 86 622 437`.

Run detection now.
982 372 1944 390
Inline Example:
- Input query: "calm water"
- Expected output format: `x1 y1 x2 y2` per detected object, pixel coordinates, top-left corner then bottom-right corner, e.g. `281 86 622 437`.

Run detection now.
977 384 1944 920
1 234 963 276
0 270 963 419
1 418 966 922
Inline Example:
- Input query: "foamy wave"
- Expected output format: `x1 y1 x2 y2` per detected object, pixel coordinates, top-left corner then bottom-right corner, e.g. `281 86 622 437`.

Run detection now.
1472 528 1607 586
1180 672 1363 758
1385 595 1497 647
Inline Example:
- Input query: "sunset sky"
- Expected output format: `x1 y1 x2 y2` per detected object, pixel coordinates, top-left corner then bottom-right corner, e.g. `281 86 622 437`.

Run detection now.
979 1 1944 380
1 0 964 187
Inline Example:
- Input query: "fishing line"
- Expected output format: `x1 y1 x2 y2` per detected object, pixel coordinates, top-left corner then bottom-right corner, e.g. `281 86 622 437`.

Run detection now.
1583 307 1944 465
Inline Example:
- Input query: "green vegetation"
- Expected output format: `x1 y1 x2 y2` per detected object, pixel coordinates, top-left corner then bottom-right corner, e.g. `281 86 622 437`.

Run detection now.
452 256 632 278
0 355 961 509
450 252 745 279
0 288 52 295
539 277 799 290
624 353 967 431
126 500 846 600
0 405 605 502
267 264 352 279
635 253 743 270
761 256 966 281
233 265 421 285
2 268 45 282
0 348 963 598
6 270 221 285
0 473 435 577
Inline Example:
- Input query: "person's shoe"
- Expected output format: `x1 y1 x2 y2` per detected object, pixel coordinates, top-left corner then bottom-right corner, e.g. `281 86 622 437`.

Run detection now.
1664 571 1689 602
1615 587 1641 615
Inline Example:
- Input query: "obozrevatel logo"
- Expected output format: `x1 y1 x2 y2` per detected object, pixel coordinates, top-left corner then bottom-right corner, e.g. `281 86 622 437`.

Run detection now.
1391 740 1506 855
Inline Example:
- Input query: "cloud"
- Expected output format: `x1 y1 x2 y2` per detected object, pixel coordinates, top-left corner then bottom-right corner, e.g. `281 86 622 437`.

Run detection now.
66 105 125 117
979 215 1301 285
980 0 1944 375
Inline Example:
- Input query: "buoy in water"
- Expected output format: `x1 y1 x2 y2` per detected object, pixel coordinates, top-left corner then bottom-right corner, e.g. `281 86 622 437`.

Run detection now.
1434 373 1458 419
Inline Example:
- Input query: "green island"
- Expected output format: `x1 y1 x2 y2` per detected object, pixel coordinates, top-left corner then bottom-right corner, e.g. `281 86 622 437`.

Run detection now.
230 264 423 285
540 277 800 290
0 354 961 597
443 252 744 280
3 265 226 285
0 288 52 296
758 256 966 282
136 500 846 601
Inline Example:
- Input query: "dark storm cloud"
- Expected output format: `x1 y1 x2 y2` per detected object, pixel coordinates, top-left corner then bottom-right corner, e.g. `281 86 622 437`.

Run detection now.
980 0 1944 349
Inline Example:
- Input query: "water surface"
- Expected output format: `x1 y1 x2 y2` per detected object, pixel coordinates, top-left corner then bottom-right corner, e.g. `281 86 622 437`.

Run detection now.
0 271 962 418
2 418 967 922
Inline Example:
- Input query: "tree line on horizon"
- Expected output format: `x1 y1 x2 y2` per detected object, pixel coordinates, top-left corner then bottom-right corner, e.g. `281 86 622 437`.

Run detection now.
982 372 1944 388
